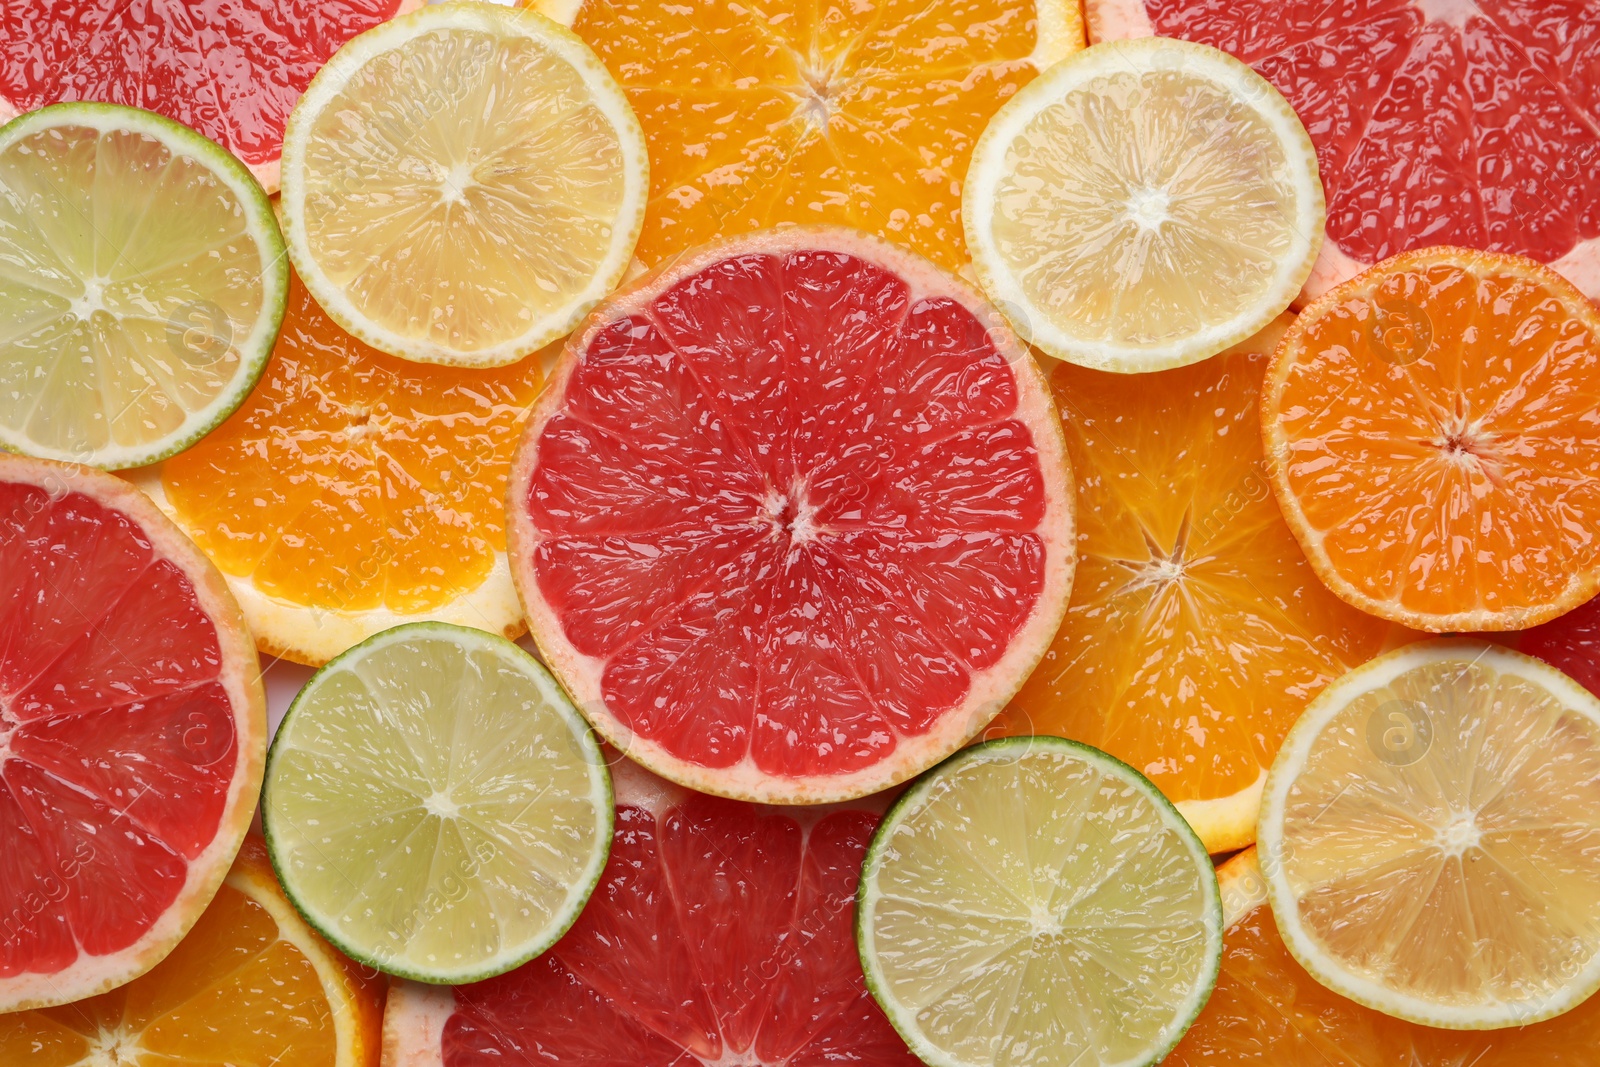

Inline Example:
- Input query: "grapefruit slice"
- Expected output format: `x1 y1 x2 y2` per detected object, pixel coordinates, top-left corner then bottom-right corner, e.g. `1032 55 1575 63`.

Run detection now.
1522 596 1600 700
507 226 1075 804
380 761 920 1067
0 0 417 192
0 454 266 1012
1085 0 1600 301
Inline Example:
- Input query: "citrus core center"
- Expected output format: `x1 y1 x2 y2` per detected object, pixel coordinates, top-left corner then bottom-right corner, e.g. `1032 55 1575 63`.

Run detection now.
1437 811 1481 856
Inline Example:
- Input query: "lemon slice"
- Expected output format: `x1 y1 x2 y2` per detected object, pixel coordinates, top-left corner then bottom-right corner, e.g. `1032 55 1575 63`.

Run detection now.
261 622 613 984
0 103 286 468
279 1 648 367
963 37 1323 372
1258 639 1600 1029
857 737 1223 1067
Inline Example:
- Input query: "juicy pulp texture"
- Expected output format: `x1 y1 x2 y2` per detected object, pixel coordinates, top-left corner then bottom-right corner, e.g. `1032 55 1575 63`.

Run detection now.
570 0 1065 271
1523 597 1600 700
442 791 917 1067
990 341 1390 852
1141 0 1600 271
0 0 403 171
0 481 235 978
524 246 1053 785
161 272 544 618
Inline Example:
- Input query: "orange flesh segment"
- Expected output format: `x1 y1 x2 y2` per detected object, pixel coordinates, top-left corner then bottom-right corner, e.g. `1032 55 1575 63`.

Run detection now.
990 340 1389 824
568 0 1050 271
160 272 546 615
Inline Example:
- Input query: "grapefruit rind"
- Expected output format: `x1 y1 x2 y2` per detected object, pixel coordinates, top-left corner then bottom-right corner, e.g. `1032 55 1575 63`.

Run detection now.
508 225 1076 806
278 2 649 368
261 621 614 986
0 455 267 1012
1261 246 1600 633
963 37 1324 373
1257 639 1600 1030
856 736 1224 1067
0 103 287 470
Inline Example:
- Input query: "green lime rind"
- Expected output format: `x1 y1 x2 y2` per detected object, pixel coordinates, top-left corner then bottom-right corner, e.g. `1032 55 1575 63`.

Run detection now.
856 735 1223 1067
262 621 614 986
0 101 286 470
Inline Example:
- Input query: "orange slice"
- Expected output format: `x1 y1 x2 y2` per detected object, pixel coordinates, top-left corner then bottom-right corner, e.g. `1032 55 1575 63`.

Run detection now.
133 271 547 667
0 835 383 1067
986 318 1393 853
1167 848 1600 1063
1262 246 1600 632
538 0 1084 272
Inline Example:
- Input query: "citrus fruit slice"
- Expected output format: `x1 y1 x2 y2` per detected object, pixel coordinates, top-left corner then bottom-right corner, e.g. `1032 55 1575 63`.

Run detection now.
857 737 1224 1067
1262 246 1600 632
279 2 648 367
0 0 415 193
963 37 1324 371
130 269 545 667
986 317 1394 854
1258 639 1600 1029
508 226 1075 804
542 0 1084 273
0 454 266 1012
0 102 287 469
262 622 612 985
1085 0 1600 302
1523 596 1600 700
381 760 919 1067
1168 847 1600 1064
0 835 383 1067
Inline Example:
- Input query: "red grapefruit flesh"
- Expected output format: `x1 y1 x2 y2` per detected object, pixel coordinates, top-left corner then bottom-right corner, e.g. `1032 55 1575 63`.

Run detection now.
0 455 266 1011
381 763 919 1067
1086 0 1600 301
507 227 1075 804
0 0 414 191
1522 596 1600 700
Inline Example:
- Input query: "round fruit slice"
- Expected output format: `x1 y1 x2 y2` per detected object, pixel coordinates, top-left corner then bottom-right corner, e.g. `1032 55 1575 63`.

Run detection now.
0 835 383 1067
964 37 1323 371
1168 847 1600 1064
986 317 1395 854
1523 596 1600 700
540 0 1084 273
508 226 1075 805
130 269 545 667
1258 640 1600 1029
1086 0 1600 302
381 760 919 1067
262 622 612 985
0 103 288 469
857 737 1224 1067
280 2 648 367
1262 246 1600 632
0 0 415 193
0 454 266 1012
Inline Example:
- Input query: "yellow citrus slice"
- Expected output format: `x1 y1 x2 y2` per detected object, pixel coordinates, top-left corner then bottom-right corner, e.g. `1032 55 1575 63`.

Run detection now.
280 1 648 366
1258 639 1600 1029
964 37 1323 371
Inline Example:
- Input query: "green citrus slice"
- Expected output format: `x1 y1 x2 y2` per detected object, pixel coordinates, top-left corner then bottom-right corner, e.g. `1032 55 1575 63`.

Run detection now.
261 622 613 985
0 102 287 468
857 737 1223 1067
278 1 648 367
1258 639 1600 1029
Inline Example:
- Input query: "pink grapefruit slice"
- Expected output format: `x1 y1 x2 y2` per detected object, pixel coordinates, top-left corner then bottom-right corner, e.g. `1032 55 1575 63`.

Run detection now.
0 454 266 1012
1085 0 1600 302
0 0 419 191
1522 595 1600 700
507 226 1075 804
381 761 919 1067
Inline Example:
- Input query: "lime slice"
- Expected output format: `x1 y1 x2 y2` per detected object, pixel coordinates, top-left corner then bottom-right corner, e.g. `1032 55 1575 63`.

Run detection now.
1258 639 1600 1029
279 1 649 367
857 737 1223 1067
0 102 287 468
261 622 613 985
963 37 1323 372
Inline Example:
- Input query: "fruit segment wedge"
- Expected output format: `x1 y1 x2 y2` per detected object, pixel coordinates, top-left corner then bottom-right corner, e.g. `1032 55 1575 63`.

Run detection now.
509 226 1075 804
0 454 266 1012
